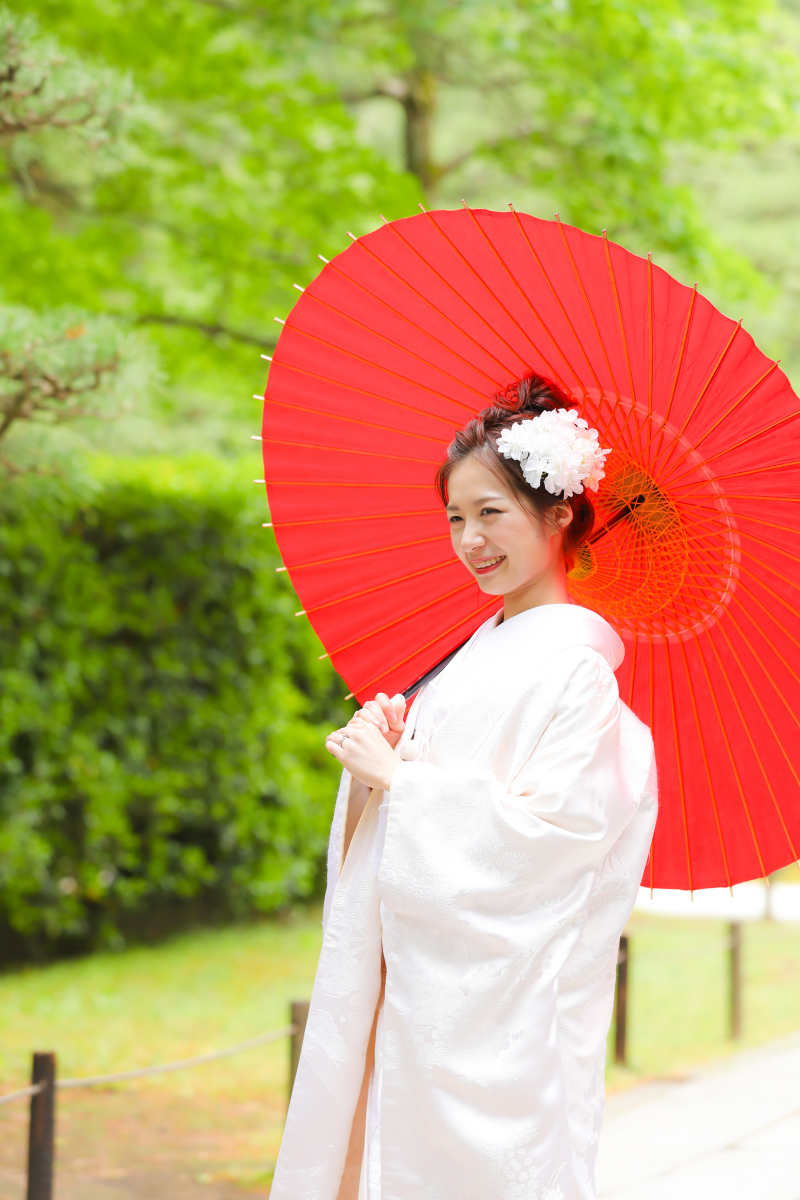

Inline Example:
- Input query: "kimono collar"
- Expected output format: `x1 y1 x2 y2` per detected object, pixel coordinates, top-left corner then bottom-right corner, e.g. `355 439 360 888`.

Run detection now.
486 603 624 673
403 603 623 747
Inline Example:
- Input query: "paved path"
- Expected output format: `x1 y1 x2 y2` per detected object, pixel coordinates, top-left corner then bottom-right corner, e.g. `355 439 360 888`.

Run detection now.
634 881 800 922
596 1033 800 1200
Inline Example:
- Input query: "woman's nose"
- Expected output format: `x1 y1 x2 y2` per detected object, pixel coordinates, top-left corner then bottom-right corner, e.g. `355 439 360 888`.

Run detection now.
461 523 485 551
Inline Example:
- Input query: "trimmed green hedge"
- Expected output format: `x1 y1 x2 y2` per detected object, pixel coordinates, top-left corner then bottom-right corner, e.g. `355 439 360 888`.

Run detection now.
0 460 348 954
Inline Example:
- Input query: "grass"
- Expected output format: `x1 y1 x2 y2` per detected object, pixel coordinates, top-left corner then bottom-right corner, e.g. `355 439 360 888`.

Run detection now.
0 908 798 1192
1 908 799 1102
605 910 800 1092
0 911 324 1104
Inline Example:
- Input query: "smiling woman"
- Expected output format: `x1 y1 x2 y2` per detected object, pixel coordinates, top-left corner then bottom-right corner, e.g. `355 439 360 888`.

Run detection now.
436 375 600 618
273 375 658 1200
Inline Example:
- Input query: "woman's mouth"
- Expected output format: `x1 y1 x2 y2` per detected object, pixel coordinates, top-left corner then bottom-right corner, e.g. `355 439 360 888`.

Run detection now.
471 555 506 575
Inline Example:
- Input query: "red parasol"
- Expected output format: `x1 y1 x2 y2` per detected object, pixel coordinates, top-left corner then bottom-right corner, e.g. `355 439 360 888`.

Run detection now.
261 207 800 890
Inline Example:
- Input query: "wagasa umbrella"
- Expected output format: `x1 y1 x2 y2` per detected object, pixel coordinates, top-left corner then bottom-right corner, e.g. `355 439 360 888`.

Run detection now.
260 207 800 891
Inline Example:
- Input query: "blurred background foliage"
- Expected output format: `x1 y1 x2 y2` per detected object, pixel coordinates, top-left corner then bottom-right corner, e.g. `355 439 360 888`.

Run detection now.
1 0 800 953
0 462 350 956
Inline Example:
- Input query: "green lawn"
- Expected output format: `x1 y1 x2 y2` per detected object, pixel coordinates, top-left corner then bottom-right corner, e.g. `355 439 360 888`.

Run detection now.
606 910 800 1091
0 913 324 1104
1 908 799 1105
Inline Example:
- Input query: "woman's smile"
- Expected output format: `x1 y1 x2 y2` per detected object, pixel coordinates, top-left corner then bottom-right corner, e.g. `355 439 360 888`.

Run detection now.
470 554 506 574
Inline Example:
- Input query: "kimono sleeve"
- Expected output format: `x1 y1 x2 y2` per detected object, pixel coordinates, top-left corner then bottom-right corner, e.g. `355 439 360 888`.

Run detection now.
381 649 639 905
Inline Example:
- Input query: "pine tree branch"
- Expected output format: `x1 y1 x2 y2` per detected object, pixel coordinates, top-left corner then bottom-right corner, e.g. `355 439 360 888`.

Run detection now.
135 313 278 350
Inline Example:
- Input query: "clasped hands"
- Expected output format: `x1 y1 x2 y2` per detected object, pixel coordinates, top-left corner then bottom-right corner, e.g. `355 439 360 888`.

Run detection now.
325 692 406 792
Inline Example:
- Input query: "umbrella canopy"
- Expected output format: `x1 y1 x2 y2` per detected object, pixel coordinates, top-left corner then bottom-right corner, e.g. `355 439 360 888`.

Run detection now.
261 207 800 890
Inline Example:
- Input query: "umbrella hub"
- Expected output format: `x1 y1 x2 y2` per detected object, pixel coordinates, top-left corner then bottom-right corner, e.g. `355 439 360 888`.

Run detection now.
569 454 738 641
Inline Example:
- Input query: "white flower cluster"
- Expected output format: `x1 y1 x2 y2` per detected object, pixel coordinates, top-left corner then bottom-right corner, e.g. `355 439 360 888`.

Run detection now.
495 408 610 499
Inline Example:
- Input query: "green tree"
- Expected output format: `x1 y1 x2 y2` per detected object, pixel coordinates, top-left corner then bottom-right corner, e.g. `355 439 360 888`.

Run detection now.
0 10 152 471
252 0 800 268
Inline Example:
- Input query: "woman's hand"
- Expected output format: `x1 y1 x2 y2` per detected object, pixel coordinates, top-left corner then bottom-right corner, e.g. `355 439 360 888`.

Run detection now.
325 720 402 792
349 692 406 748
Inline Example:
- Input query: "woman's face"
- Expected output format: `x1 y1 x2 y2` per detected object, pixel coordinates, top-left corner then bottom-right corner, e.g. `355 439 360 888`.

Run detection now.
445 453 571 603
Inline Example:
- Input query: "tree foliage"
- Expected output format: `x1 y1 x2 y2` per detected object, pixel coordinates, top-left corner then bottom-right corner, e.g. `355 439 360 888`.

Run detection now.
1 0 796 463
0 466 348 953
0 306 154 470
0 11 149 471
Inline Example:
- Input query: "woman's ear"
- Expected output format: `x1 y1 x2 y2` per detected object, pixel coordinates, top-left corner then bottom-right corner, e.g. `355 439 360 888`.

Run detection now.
553 502 573 532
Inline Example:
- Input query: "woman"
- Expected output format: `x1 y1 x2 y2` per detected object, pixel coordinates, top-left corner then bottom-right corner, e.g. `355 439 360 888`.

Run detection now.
271 375 657 1200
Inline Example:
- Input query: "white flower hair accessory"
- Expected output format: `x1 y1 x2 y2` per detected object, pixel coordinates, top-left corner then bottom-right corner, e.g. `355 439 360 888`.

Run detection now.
495 408 610 499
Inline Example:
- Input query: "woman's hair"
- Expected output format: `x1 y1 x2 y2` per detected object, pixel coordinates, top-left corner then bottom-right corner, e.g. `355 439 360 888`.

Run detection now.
434 373 595 569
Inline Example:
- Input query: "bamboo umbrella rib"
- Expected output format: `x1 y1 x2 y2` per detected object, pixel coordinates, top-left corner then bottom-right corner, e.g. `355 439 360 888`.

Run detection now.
660 285 697 433
554 218 641 461
718 615 800 815
647 635 656 892
509 205 600 398
275 439 440 466
308 282 505 401
383 218 537 376
424 208 574 398
322 260 506 391
281 323 482 411
730 601 800 711
463 206 625 435
325 580 475 658
265 359 469 427
707 627 800 863
263 396 451 446
262 480 433 489
673 321 742 441
282 532 449 572
729 525 800 566
689 631 769 880
299 288 505 406
342 238 522 382
602 232 637 408
602 232 646 461
346 597 499 699
270 509 438 530
302 558 458 616
625 620 639 709
662 632 694 891
661 407 800 490
722 510 800 540
723 493 800 503
461 204 579 393
680 635 733 890
555 216 623 402
653 361 780 482
646 254 654 419
708 458 800 484
383 218 540 379
734 568 800 654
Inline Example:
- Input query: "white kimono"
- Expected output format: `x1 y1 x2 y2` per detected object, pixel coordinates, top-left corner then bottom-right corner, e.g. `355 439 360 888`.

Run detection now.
271 604 657 1200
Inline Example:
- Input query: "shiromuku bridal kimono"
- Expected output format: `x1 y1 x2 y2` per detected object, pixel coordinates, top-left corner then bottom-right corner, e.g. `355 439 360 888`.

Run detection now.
271 603 658 1200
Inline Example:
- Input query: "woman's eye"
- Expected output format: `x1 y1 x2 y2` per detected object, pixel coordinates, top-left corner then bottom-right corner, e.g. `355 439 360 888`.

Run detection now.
448 515 463 525
481 507 501 516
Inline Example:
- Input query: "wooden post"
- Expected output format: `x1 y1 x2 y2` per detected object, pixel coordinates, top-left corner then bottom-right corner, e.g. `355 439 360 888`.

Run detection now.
729 922 742 1039
26 1052 56 1200
289 1000 310 1100
614 935 629 1066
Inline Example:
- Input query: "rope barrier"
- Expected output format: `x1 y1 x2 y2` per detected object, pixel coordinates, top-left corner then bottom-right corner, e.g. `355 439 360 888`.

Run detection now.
57 1024 297 1089
0 1024 296 1105
0 1081 45 1108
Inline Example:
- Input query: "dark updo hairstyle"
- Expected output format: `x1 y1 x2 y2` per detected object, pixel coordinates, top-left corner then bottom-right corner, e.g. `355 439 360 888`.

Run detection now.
434 373 595 571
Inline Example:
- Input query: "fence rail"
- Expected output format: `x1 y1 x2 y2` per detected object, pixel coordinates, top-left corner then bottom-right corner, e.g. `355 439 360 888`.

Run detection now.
0 924 752 1196
0 1003 311 1200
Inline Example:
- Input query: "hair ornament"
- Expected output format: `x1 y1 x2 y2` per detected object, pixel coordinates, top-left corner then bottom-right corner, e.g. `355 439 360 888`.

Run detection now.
495 408 611 499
